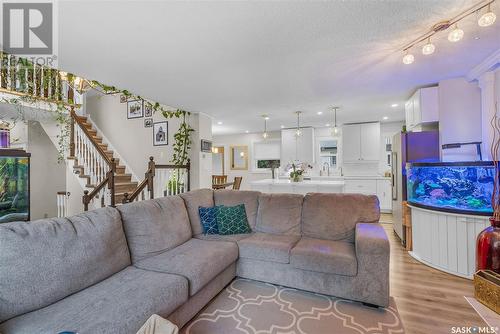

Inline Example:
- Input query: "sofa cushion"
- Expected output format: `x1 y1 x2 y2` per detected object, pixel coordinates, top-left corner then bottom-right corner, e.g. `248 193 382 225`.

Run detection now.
198 206 220 235
237 232 300 264
256 193 303 236
0 207 130 323
214 190 260 229
301 193 380 242
180 189 214 235
135 238 238 295
290 237 358 276
117 196 192 262
0 266 188 334
216 204 252 235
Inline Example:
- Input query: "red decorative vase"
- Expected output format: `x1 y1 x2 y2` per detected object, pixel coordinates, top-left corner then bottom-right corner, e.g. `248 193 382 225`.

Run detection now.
476 218 500 273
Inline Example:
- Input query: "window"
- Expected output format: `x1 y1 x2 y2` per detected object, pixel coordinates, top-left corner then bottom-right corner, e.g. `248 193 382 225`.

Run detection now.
253 140 280 171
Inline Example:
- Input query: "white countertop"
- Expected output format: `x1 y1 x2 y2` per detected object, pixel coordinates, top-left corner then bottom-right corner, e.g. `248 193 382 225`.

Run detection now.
277 175 391 181
251 179 345 186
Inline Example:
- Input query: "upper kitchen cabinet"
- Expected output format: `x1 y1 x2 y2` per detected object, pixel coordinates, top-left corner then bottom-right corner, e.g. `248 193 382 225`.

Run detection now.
342 122 380 163
281 127 315 165
405 86 439 130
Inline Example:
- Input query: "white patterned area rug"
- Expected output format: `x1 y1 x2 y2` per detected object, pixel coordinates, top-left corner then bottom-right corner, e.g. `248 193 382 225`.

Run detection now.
181 279 405 334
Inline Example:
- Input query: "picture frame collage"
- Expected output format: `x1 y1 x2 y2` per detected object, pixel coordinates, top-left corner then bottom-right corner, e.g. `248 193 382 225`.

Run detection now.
123 95 168 146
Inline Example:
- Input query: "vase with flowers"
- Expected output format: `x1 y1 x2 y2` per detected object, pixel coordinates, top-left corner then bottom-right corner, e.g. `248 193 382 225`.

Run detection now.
476 103 500 274
287 162 312 182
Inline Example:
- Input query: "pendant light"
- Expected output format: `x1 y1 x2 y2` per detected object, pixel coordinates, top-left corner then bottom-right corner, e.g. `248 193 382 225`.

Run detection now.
294 111 302 138
478 4 497 27
422 38 435 55
331 107 339 136
448 24 464 42
262 115 269 139
402 50 414 65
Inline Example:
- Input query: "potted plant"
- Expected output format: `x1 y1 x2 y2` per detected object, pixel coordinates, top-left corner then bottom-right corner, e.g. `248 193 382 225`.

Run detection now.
287 162 312 182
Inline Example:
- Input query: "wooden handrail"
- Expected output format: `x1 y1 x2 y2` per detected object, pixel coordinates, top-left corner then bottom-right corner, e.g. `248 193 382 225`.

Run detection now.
123 157 191 204
82 158 116 211
70 107 113 166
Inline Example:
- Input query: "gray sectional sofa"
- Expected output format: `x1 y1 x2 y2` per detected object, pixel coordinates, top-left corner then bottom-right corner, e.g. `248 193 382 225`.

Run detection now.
0 189 389 334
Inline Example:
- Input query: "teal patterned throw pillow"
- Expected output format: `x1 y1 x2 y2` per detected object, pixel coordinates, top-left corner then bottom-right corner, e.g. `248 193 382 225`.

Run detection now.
216 204 251 235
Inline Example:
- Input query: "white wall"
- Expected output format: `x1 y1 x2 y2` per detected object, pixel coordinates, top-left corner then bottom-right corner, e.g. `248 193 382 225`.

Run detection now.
438 78 482 161
87 94 212 190
190 113 213 190
213 131 280 190
28 121 66 219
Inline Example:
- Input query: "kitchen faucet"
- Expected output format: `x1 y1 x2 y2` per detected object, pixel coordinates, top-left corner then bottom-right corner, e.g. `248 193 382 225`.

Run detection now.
322 162 330 176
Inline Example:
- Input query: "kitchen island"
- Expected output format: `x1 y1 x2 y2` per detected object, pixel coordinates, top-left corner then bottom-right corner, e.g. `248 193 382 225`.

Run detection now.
250 179 345 195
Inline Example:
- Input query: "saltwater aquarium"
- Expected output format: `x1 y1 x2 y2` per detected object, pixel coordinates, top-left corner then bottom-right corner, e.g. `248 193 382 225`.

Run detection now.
407 162 494 216
0 150 30 223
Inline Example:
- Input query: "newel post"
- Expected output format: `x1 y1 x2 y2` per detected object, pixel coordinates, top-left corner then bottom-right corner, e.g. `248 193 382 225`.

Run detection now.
69 107 75 157
186 159 191 192
83 190 89 211
109 158 116 207
147 156 155 199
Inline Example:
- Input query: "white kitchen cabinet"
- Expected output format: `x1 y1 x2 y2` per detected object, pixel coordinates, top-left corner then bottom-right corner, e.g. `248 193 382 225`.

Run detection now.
344 177 392 212
281 127 315 165
376 179 392 211
342 122 380 163
405 86 439 130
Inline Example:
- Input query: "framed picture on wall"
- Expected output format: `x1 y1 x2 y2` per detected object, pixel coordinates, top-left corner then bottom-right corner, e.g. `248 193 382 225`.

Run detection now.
120 94 127 103
144 118 153 128
144 103 153 117
127 100 144 119
153 121 168 146
201 139 212 153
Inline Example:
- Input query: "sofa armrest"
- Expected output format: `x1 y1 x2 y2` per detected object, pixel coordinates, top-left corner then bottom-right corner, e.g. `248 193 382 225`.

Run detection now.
354 222 390 307
355 223 390 257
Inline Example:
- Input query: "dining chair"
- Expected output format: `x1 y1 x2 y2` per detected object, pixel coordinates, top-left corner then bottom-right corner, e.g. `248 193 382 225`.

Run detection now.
232 177 242 190
212 175 227 185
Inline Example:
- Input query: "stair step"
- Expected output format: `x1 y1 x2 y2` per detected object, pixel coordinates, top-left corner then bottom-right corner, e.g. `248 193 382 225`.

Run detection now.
115 173 133 183
92 136 103 143
115 182 139 193
116 165 126 173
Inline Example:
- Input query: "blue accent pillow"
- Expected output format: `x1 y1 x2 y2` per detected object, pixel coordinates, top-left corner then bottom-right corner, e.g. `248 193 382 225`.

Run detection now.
198 206 220 235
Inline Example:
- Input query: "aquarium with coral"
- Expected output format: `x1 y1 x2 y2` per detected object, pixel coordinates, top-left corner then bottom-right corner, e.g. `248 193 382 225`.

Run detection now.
0 150 30 223
407 162 494 216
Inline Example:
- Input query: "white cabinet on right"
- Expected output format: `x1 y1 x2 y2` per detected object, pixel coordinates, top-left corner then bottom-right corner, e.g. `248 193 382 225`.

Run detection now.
344 177 392 212
376 179 392 212
405 86 438 130
342 122 380 163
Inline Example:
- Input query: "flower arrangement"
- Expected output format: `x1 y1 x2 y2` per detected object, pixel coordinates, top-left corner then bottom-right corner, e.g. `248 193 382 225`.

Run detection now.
287 162 313 182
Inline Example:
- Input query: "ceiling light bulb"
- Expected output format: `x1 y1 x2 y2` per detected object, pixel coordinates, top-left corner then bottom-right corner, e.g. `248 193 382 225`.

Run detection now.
383 116 389 120
317 111 323 115
245 130 249 133
280 125 285 129
295 129 302 137
402 52 415 65
333 127 339 135
217 121 223 125
448 25 464 42
262 132 268 139
422 41 435 55
325 123 330 127
391 103 399 107
478 8 496 27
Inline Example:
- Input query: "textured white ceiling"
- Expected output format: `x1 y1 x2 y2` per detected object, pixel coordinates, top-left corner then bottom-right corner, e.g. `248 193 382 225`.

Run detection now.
58 0 500 134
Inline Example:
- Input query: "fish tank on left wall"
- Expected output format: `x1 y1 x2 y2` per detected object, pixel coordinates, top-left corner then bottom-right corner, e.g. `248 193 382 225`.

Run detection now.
407 161 495 216
0 150 30 223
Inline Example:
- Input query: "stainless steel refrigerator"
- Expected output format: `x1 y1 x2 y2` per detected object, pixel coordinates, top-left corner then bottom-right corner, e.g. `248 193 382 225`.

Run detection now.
391 131 440 245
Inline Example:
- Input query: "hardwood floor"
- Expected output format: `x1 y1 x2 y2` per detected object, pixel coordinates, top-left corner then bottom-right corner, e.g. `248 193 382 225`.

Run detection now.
383 223 488 334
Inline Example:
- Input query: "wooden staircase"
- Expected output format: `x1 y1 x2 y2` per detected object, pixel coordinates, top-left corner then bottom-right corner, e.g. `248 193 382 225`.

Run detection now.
68 113 137 205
